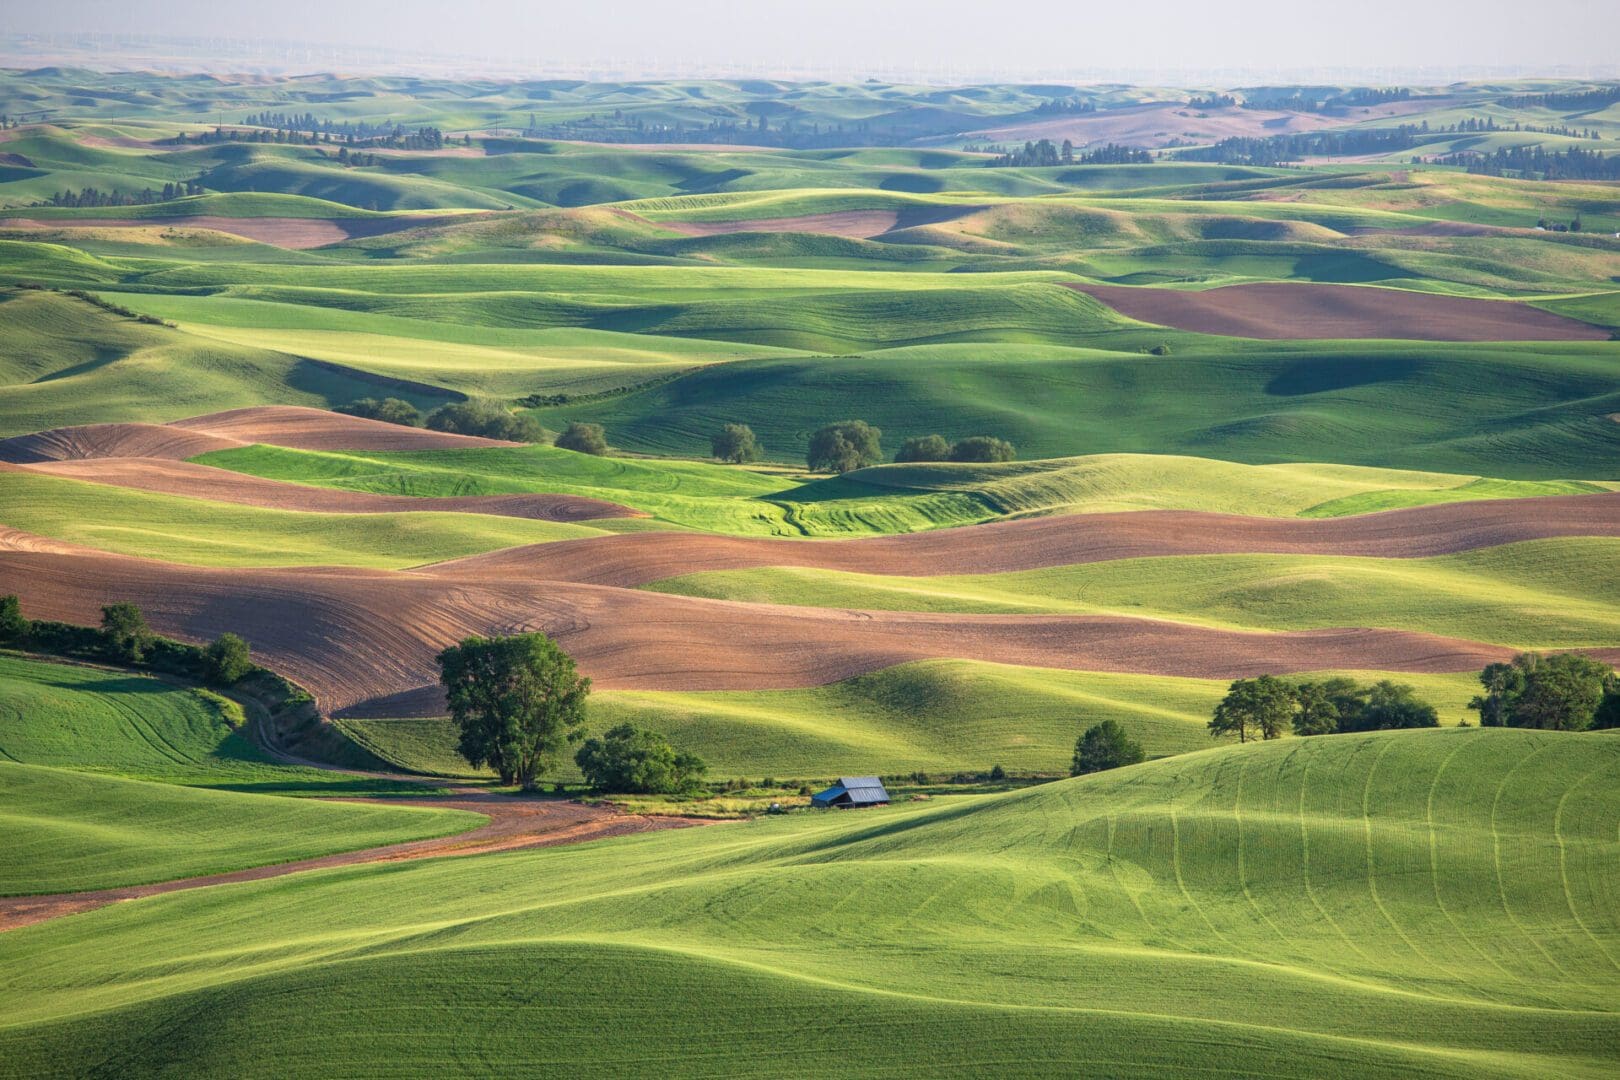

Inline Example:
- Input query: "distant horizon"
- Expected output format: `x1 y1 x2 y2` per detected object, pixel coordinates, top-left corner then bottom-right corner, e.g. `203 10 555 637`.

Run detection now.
4 33 1620 89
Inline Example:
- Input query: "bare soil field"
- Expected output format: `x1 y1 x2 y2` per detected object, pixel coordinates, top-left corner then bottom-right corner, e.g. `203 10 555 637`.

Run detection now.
1067 281 1610 341
432 492 1620 586
0 408 511 462
5 459 640 522
0 795 707 931
1 531 1581 715
0 214 481 249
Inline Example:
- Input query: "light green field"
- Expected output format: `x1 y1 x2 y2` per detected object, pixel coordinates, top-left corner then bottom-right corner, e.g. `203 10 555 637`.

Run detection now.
0 471 607 567
338 659 1484 778
1 729 1615 1076
0 652 426 794
0 763 480 895
647 538 1620 649
193 442 1612 538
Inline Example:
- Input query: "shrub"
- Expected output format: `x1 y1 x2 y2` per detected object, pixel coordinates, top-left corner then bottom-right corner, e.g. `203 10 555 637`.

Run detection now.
807 420 882 473
1071 720 1146 775
989 764 1007 781
712 423 762 464
335 397 421 427
0 594 29 645
947 435 1016 463
1149 343 1172 356
555 421 608 455
575 723 707 794
895 434 951 462
426 400 546 442
100 602 153 664
203 632 254 686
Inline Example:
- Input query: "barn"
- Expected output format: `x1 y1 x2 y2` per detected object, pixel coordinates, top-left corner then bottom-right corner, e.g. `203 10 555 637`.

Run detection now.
811 776 890 809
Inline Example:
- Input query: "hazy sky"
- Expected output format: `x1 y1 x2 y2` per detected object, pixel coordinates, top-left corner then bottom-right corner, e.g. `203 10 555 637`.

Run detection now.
8 0 1620 80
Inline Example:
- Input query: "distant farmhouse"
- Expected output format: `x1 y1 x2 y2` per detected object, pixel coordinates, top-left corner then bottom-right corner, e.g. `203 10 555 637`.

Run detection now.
811 776 890 808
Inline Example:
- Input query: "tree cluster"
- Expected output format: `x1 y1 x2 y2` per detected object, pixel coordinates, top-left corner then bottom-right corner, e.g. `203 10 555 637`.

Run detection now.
39 180 202 208
1209 675 1438 743
575 724 707 794
1469 653 1619 731
0 595 253 689
894 433 1016 463
1071 719 1146 774
1500 86 1620 111
989 139 1150 167
807 420 882 473
1033 98 1098 115
1176 127 1423 165
711 423 762 464
554 421 608 455
1187 94 1237 109
1427 145 1620 182
335 397 421 427
425 399 546 442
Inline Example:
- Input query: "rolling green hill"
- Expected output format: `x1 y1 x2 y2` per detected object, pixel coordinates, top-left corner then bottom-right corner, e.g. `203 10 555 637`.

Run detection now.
1 728 1614 1076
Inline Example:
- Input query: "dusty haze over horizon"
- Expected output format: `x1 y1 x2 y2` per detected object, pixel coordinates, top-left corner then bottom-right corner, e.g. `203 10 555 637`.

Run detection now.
5 0 1619 83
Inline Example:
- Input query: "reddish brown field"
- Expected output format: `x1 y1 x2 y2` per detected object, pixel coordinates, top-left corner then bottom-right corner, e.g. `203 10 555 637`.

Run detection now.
0 214 482 249
0 407 512 462
5 459 639 522
1067 281 1609 341
7 528 1607 716
434 492 1620 586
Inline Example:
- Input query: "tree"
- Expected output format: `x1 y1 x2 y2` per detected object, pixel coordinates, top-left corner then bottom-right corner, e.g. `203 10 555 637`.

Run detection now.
438 633 591 790
100 602 152 663
1507 653 1613 731
806 420 882 474
574 723 707 794
336 397 421 427
1469 659 1528 726
1210 675 1295 743
894 434 951 463
0 594 28 645
1071 719 1146 774
1351 680 1439 731
203 633 253 686
1291 681 1341 735
948 435 1016 463
426 400 545 442
711 423 762 464
555 421 608 455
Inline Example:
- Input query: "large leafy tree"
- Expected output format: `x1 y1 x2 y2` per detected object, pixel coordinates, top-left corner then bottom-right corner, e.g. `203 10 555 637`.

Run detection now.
1209 675 1295 743
711 423 762 464
100 602 153 663
575 723 707 794
894 434 951 463
1508 653 1614 730
1071 719 1146 774
1291 681 1341 735
438 633 591 789
806 420 882 474
1470 660 1528 727
1350 680 1439 731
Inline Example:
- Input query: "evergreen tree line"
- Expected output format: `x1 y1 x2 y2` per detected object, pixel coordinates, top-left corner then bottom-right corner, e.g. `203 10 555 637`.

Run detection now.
519 112 885 149
1174 127 1424 164
38 180 203 208
1500 85 1620 110
1427 144 1620 181
1186 94 1237 109
988 139 1151 167
1033 98 1098 115
169 123 462 151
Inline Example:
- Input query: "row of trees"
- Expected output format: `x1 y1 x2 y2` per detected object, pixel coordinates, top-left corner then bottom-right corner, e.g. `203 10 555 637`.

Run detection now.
1209 675 1438 743
336 397 612 454
0 596 252 688
895 434 1016 463
38 180 203 208
1428 145 1620 182
1470 652 1618 731
438 632 705 793
805 421 1018 473
987 139 1151 167
1175 127 1424 165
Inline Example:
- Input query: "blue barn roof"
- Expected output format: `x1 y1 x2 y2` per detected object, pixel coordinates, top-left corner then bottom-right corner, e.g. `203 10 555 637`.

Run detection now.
812 776 890 807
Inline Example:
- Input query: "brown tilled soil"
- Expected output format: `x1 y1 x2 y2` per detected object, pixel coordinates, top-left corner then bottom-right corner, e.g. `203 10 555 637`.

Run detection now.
0 795 710 932
10 458 639 522
429 493 1620 586
0 408 510 463
9 519 1617 716
1067 281 1609 341
0 214 482 250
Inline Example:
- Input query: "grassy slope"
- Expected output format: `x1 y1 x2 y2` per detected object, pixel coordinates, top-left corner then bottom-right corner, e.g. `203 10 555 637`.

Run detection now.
646 537 1620 650
0 471 606 568
0 652 424 794
339 660 1483 778
0 729 1615 1077
194 443 1612 538
0 763 479 895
